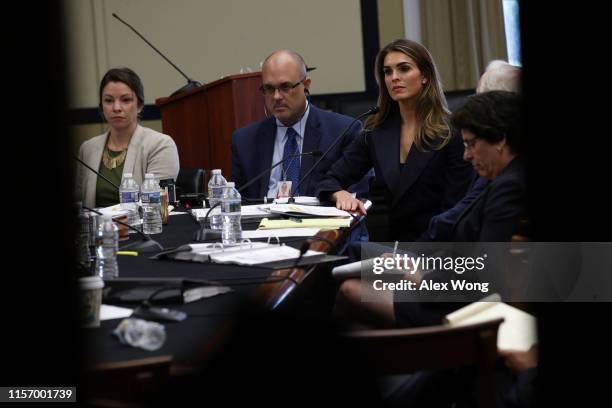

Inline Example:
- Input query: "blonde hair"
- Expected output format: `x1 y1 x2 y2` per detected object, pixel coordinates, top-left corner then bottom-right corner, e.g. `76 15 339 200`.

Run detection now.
366 39 451 151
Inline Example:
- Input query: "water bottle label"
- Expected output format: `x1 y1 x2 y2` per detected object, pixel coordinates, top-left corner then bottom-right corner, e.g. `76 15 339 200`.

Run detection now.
223 200 242 213
121 191 138 203
212 186 224 199
141 192 160 204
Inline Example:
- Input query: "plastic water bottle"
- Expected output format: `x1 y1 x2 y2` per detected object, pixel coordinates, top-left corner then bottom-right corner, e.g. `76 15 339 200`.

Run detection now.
76 202 91 269
221 182 242 245
95 214 119 280
207 169 227 230
141 173 162 235
119 173 140 233
113 318 166 351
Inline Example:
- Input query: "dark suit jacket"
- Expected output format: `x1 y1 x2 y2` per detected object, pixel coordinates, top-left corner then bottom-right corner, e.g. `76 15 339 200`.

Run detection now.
419 175 490 242
231 105 365 199
450 158 527 242
317 113 473 241
394 158 528 328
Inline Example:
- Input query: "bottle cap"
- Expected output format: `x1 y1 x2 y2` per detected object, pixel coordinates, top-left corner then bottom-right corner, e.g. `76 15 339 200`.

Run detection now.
226 182 235 188
211 169 221 174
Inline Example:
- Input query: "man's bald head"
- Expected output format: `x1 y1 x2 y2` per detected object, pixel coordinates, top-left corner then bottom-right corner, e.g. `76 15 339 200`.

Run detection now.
477 61 521 94
262 50 308 79
260 50 311 126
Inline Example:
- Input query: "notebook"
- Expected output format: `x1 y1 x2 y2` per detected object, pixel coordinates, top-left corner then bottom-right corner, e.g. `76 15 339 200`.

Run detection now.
444 293 537 351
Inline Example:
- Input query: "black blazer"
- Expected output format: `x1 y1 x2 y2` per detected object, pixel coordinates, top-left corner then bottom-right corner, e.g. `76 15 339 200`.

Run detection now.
317 113 473 241
451 158 527 242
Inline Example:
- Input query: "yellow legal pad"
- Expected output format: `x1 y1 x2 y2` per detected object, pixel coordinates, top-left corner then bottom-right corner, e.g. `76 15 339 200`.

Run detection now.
258 217 351 230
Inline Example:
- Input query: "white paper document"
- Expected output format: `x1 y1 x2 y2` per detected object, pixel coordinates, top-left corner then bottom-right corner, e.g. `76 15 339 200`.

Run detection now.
444 293 538 351
175 242 274 262
274 196 320 205
268 204 352 218
100 304 133 321
191 205 275 220
210 245 326 266
97 204 129 218
241 228 321 239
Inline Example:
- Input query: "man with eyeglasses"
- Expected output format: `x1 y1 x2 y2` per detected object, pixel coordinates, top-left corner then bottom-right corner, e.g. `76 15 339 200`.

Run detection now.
231 50 370 201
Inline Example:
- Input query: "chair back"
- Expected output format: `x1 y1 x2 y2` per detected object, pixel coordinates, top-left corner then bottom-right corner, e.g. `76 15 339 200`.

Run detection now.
86 355 172 407
176 168 206 196
346 318 503 408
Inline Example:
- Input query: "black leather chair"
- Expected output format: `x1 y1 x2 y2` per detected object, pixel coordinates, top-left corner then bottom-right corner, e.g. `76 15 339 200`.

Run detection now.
176 168 206 199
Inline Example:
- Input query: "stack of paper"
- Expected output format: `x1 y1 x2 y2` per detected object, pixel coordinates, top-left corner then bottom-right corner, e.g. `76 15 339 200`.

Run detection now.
444 293 538 351
174 242 273 262
273 196 320 205
242 228 321 239
210 245 325 266
258 217 351 230
97 204 129 218
191 204 279 221
267 204 352 218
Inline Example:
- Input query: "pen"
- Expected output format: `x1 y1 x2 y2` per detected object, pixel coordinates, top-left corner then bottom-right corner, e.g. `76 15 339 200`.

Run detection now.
392 241 398 257
117 251 139 256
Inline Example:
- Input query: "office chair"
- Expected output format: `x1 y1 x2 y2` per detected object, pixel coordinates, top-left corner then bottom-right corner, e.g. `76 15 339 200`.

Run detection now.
175 168 206 206
345 318 503 408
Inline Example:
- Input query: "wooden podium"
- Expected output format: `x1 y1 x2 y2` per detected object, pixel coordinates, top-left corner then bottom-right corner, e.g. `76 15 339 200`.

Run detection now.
155 72 265 179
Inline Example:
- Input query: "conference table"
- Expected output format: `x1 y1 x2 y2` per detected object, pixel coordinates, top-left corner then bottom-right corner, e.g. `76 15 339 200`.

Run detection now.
83 208 349 403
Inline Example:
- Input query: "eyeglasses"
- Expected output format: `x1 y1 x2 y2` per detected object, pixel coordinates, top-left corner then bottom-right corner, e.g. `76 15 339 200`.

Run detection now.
463 138 479 150
259 78 305 96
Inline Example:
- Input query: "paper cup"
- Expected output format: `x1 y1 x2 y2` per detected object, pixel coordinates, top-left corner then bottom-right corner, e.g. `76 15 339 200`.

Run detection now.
79 276 104 328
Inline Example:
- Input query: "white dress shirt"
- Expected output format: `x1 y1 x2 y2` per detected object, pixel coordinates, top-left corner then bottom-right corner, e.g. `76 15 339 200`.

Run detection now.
267 102 310 198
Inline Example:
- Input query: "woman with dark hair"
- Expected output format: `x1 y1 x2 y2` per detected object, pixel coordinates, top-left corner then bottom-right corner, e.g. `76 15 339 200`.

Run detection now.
396 90 527 327
77 67 179 208
317 39 473 241
448 90 525 241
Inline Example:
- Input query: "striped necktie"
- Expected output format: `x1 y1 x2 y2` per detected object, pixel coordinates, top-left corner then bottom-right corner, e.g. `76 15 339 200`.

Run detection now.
282 127 301 195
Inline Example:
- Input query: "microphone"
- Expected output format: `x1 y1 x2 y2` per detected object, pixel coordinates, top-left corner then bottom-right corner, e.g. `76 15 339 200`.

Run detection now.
74 157 164 253
73 155 119 190
193 150 322 242
238 150 322 197
112 13 202 97
84 206 163 253
287 106 380 203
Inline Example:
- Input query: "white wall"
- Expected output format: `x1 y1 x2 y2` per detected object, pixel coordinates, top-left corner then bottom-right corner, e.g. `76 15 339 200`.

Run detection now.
64 0 366 108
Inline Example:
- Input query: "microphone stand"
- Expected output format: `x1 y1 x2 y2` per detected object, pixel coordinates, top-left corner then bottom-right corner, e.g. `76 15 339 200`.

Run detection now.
74 155 119 190
288 106 380 203
193 150 321 242
112 13 202 96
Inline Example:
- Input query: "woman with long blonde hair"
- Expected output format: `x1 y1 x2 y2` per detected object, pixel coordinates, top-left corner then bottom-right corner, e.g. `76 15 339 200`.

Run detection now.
318 39 472 241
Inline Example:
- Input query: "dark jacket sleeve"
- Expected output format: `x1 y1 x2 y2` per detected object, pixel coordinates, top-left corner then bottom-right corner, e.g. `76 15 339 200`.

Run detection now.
341 121 374 198
442 131 474 210
231 131 246 189
420 176 489 241
480 177 526 241
316 128 374 200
